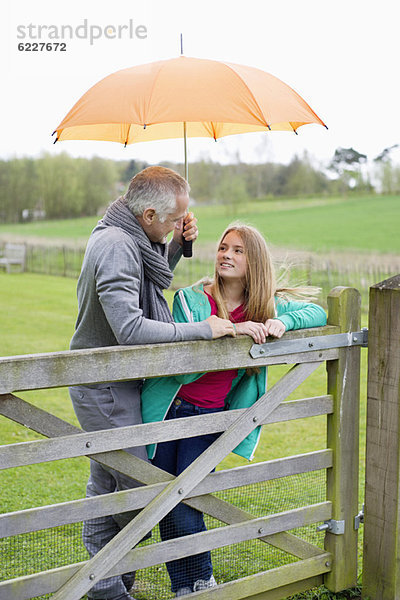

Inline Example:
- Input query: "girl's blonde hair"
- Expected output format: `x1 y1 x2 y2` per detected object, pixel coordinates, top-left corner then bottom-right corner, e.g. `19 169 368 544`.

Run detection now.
210 223 320 320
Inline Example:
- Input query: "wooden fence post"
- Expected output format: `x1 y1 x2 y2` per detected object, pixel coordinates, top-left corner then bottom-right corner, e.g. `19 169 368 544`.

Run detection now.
363 274 400 600
325 286 361 592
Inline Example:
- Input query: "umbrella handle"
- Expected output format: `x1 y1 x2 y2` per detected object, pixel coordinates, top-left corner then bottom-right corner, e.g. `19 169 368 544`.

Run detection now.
182 117 191 258
182 238 193 258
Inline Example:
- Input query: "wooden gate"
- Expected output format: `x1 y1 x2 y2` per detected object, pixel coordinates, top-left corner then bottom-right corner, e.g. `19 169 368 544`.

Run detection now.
0 286 362 599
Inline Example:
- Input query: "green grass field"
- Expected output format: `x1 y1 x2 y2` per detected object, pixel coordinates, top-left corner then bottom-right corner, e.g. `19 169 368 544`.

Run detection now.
0 272 367 599
195 194 400 254
1 194 399 254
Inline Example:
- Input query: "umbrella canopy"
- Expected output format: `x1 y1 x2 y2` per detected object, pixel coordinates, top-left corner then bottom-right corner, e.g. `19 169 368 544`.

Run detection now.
53 56 327 145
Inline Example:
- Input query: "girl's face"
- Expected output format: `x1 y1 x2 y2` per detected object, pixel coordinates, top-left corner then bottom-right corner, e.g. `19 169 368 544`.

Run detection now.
216 231 247 282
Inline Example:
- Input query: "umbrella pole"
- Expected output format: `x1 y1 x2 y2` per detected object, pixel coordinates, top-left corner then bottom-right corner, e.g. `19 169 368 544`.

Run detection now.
182 120 192 257
180 34 189 183
183 121 188 182
181 34 191 256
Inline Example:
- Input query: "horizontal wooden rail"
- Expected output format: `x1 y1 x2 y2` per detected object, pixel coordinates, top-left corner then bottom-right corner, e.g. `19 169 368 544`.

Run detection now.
0 396 332 470
0 449 332 538
0 325 339 393
92 503 332 580
0 502 332 600
171 554 331 600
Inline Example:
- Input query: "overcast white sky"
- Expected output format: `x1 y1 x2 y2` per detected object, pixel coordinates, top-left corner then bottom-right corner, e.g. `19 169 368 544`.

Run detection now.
2 0 399 168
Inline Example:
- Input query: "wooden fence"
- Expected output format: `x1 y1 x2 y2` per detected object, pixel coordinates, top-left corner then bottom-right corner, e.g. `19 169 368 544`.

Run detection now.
0 286 363 600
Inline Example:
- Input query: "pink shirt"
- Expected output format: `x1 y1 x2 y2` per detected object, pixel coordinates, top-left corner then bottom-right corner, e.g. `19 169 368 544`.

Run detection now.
178 292 247 408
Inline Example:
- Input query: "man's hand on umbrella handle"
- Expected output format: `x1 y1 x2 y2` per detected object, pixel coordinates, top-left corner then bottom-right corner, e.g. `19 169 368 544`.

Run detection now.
183 212 198 243
173 212 198 246
206 315 236 339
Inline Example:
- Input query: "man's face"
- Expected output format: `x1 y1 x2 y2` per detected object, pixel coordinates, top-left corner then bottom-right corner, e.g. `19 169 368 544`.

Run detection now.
146 193 189 244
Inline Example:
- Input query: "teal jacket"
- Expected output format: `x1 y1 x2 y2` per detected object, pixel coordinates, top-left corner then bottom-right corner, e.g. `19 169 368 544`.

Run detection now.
141 284 327 461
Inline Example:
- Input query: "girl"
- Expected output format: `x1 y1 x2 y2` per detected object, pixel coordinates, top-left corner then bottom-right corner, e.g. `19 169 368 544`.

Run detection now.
141 223 327 597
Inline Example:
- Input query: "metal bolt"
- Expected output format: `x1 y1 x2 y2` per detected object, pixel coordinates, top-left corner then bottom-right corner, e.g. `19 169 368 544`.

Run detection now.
353 337 358 342
86 441 91 448
325 561 331 568
319 353 323 358
178 488 184 495
89 574 95 580
259 348 265 354
258 528 264 534
253 416 258 423
308 342 314 348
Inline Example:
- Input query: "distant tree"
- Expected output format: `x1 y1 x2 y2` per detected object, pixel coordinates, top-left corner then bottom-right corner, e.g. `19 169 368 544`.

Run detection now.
283 152 330 196
330 147 367 172
374 144 399 163
214 170 248 214
120 159 148 183
374 144 400 194
0 158 40 222
37 153 85 218
79 157 119 215
186 159 221 203
329 147 367 191
36 153 119 219
237 162 288 198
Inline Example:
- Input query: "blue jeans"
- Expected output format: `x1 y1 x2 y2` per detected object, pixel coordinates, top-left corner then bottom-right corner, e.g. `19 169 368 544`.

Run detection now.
152 397 224 593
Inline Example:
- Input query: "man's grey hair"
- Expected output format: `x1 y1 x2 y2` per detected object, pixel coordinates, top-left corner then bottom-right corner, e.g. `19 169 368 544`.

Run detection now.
124 166 190 222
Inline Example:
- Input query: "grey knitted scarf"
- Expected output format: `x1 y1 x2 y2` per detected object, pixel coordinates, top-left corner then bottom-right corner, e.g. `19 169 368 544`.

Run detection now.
103 196 173 323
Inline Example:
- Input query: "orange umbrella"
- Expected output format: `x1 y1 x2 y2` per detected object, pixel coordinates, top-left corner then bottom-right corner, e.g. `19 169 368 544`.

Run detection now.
54 55 326 148
53 53 326 255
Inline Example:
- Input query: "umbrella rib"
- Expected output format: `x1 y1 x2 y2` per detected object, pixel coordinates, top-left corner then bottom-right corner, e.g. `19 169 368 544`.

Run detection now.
222 62 272 131
124 124 132 147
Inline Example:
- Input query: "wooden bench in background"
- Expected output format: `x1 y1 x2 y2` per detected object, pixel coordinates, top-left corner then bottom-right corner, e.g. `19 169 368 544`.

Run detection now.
0 243 26 273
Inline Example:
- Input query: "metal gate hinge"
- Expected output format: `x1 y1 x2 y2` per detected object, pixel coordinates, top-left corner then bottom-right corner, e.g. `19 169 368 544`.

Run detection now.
352 328 368 347
316 519 345 535
354 504 364 530
250 328 368 359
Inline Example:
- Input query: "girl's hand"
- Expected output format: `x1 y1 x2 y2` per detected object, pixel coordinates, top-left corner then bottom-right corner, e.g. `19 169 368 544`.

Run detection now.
264 318 286 338
235 321 268 344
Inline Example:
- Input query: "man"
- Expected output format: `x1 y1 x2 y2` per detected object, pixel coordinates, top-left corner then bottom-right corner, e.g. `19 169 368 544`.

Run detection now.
69 166 234 600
